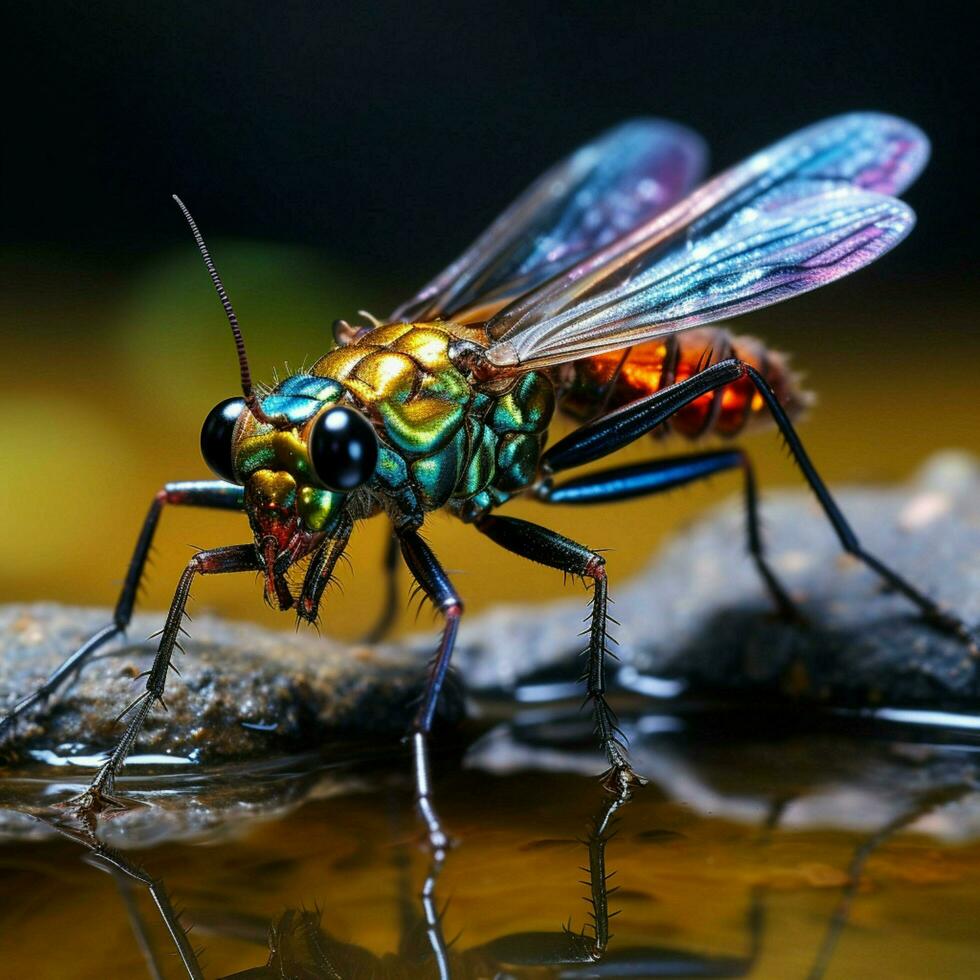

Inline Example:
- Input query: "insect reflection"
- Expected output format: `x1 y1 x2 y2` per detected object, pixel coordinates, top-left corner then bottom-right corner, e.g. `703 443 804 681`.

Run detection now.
2 113 973 818
34 784 770 980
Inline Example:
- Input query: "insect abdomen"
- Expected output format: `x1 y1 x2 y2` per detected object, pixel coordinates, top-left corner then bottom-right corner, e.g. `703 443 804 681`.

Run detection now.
561 327 810 439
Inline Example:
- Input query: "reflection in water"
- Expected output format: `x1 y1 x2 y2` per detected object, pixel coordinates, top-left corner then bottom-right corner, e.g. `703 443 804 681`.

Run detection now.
34 780 771 979
804 784 975 980
2 707 975 978
39 821 205 979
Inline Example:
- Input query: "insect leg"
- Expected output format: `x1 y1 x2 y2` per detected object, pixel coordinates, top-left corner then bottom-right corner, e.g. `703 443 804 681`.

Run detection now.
97 844 205 979
398 530 464 734
536 449 798 618
397 528 462 854
296 516 354 625
362 528 401 643
44 818 205 980
543 359 744 473
545 359 969 641
581 781 631 956
474 514 636 792
0 481 244 742
68 543 260 813
806 783 971 980
740 364 969 639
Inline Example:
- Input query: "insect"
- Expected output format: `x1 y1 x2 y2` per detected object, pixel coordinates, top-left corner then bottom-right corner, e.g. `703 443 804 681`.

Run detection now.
2 112 970 814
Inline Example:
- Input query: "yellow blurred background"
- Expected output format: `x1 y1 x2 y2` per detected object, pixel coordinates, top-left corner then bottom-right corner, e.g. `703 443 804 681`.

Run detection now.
2 245 977 642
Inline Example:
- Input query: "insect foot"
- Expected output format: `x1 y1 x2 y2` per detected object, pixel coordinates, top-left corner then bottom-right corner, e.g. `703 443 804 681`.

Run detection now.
55 772 146 827
599 762 647 799
928 608 979 655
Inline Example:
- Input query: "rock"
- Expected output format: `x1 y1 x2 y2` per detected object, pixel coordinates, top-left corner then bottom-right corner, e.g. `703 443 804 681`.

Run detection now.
0 605 462 762
449 451 980 708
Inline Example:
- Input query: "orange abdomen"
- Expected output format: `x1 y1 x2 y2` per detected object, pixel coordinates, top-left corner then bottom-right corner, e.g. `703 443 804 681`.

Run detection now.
560 327 809 439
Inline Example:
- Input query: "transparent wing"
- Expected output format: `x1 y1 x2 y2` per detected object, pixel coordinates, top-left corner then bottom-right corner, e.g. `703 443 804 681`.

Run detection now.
391 119 707 323
485 113 927 370
484 188 914 371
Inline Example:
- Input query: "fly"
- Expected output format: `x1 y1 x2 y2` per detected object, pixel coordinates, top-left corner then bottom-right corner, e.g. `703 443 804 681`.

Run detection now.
2 112 972 818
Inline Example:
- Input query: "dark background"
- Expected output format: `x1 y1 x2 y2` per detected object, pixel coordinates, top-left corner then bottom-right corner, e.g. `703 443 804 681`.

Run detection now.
6 2 977 287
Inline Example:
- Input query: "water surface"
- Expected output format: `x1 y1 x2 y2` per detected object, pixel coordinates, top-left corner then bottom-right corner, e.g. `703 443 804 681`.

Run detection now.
1 707 977 979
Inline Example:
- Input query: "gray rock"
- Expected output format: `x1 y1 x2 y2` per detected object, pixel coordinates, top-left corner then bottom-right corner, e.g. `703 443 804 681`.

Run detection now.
450 451 980 707
0 605 462 762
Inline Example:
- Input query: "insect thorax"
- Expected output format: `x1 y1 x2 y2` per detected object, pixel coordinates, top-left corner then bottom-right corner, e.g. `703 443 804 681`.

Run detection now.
311 322 555 524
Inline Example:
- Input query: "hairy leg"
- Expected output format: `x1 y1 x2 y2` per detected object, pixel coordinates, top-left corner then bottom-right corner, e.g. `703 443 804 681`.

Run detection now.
66 543 260 814
475 514 635 792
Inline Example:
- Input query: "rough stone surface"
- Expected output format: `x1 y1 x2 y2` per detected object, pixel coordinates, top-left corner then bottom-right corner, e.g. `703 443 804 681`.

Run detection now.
0 606 461 761
448 451 980 708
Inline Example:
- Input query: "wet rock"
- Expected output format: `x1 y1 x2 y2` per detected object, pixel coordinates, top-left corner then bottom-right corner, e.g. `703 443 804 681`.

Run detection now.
451 451 980 708
0 752 370 844
0 605 462 761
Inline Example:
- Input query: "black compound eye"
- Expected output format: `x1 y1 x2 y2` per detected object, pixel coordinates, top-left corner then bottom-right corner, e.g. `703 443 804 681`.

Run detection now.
200 397 245 484
309 406 378 491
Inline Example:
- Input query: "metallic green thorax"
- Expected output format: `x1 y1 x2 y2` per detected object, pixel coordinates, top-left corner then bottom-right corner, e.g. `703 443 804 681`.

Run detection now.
233 322 555 535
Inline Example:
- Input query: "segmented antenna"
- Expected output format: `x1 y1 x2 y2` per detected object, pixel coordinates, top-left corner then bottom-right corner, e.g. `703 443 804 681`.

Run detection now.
172 195 279 426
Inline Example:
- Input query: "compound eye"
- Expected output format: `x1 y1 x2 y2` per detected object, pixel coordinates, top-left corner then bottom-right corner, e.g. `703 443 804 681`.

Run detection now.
200 397 245 484
309 406 378 491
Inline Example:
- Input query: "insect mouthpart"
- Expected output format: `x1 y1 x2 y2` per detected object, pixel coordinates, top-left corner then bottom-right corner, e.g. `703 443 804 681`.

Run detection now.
255 529 325 611
258 535 293 610
245 471 326 609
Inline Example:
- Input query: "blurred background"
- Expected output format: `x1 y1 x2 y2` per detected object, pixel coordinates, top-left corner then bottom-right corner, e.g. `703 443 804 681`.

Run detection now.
3 2 977 637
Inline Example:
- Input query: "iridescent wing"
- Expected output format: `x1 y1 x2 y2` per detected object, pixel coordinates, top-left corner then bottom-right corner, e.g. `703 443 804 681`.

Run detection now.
483 113 928 372
391 119 707 324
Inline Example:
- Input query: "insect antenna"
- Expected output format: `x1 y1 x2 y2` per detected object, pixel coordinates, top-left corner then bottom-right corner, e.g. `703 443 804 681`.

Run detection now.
172 195 282 426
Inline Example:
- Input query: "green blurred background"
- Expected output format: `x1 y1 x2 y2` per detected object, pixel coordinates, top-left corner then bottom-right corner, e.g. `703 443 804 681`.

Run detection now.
3 4 977 638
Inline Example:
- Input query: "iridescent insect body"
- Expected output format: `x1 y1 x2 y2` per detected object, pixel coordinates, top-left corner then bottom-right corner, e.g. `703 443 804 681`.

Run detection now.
3 113 971 812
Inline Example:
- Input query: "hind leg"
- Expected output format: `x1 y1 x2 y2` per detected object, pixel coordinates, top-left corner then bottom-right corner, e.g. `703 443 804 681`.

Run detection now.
542 358 971 642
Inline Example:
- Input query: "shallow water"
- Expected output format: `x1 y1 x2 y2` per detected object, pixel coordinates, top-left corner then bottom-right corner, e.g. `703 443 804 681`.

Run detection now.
1 706 977 979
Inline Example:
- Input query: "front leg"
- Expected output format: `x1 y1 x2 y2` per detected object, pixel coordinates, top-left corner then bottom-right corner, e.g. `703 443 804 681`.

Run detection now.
474 514 635 792
398 529 464 735
397 527 463 856
66 543 260 815
295 516 354 626
1 481 244 743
